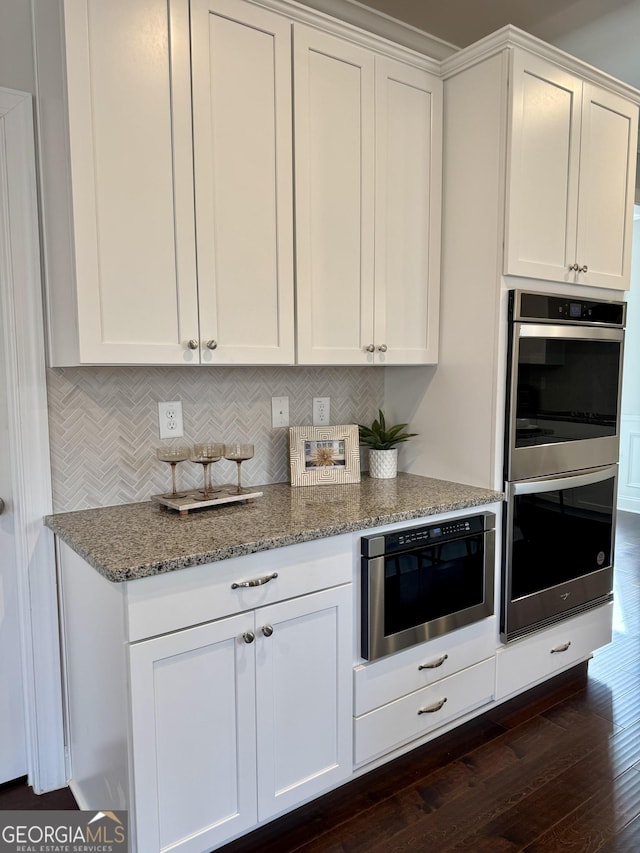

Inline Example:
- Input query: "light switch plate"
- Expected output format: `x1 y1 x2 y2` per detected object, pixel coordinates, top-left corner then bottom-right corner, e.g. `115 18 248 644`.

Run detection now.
271 396 289 428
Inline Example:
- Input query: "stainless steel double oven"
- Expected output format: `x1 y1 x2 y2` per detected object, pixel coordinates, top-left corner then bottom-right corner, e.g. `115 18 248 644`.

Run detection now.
502 290 625 641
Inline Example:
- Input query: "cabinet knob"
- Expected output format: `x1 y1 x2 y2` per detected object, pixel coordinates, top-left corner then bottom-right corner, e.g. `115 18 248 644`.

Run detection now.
187 339 199 350
578 264 588 273
261 624 274 638
377 344 388 353
242 631 255 644
365 344 375 353
206 340 218 350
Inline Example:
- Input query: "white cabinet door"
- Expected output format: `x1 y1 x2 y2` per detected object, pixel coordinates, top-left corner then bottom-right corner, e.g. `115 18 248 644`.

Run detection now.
505 50 638 290
294 25 375 365
191 0 295 364
574 83 638 290
504 51 582 283
255 585 352 820
129 613 257 853
374 56 441 365
59 0 199 364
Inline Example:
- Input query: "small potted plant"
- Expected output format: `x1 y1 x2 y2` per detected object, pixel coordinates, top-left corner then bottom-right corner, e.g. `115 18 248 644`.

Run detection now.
358 410 417 479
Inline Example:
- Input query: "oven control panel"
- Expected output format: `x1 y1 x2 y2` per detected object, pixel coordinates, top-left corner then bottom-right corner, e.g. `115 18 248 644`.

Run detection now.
361 513 491 557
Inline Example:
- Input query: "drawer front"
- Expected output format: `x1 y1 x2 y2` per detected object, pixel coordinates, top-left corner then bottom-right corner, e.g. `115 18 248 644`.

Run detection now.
495 603 613 701
354 617 496 716
126 535 352 641
354 657 495 767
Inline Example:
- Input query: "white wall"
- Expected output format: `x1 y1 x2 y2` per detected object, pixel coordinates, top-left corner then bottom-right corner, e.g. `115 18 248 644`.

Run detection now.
0 0 35 93
617 214 640 512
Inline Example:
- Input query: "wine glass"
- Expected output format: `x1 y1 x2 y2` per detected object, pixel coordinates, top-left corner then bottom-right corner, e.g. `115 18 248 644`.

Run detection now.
191 443 224 500
224 443 254 494
156 445 190 498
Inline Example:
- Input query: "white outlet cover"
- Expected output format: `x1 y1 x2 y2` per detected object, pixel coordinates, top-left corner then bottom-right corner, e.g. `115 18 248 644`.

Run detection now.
158 401 184 439
271 396 289 428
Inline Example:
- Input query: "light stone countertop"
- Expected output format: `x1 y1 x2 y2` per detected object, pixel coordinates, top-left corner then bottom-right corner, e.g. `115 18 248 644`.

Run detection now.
45 473 503 583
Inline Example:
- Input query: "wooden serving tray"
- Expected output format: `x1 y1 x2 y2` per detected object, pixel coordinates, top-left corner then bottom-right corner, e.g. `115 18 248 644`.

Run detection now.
152 486 263 516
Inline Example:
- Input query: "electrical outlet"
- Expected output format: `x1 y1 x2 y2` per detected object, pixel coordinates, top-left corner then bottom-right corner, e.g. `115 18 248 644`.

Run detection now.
313 397 330 426
271 396 289 428
158 401 184 439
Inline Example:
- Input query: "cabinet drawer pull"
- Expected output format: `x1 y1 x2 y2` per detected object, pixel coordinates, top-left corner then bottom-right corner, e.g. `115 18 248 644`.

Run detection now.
418 697 447 715
242 631 255 644
231 572 278 590
418 654 448 671
550 641 571 654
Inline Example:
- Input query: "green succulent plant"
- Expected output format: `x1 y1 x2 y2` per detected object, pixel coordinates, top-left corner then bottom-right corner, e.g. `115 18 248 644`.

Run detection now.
358 410 418 450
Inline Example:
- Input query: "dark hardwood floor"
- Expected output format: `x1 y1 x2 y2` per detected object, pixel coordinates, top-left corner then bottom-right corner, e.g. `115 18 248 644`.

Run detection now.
2 512 639 852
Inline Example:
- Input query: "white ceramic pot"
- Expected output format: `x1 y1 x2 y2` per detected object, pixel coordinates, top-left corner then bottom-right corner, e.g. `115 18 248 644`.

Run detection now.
368 448 398 479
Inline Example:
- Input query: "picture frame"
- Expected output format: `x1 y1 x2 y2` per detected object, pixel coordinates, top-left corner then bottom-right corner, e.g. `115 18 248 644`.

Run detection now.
289 424 361 487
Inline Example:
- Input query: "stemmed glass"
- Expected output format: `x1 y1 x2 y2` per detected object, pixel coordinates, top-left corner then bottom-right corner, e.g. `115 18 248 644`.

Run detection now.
224 443 254 494
191 443 224 500
156 445 190 498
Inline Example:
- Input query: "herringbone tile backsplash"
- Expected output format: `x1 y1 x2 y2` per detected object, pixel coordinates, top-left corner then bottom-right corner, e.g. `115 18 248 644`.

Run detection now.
47 366 384 511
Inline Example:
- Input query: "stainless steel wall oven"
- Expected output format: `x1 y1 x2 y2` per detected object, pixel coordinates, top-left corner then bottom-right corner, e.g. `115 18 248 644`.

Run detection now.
502 291 624 642
361 512 495 661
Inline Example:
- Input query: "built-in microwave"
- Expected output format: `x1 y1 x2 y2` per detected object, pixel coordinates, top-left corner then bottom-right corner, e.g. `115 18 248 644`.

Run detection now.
360 512 495 661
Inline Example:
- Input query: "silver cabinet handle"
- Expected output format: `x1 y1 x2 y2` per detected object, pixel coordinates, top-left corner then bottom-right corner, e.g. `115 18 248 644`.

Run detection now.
377 344 388 353
578 265 588 273
187 339 199 350
0 498 5 515
206 340 218 350
569 263 579 271
261 624 274 637
365 344 375 353
418 697 447 715
242 631 255 644
550 641 571 654
231 572 278 590
418 654 448 671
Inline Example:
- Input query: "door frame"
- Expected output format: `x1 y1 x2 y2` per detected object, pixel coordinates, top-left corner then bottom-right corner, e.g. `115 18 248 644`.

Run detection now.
0 88 66 792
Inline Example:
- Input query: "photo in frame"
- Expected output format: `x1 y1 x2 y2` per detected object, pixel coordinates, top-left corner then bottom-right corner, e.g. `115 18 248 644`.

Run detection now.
289 424 361 487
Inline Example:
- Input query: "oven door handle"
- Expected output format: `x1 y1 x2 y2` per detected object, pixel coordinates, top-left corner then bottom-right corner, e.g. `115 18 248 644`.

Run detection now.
517 323 624 342
511 464 617 496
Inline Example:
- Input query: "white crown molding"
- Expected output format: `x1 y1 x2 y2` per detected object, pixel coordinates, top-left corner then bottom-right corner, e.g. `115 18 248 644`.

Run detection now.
442 24 640 102
253 0 455 69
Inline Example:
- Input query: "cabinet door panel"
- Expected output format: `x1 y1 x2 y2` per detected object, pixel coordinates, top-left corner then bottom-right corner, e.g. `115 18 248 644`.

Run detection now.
129 614 257 853
255 585 352 819
374 57 441 365
191 0 294 364
504 52 581 281
575 84 638 290
63 0 198 363
294 25 375 364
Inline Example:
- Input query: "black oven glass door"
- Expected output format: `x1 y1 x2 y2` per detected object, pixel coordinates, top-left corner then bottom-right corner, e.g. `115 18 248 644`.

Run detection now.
503 465 615 641
507 324 624 479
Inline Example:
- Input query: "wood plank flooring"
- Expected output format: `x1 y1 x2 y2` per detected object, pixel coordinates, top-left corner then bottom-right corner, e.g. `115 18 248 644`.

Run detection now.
2 511 639 852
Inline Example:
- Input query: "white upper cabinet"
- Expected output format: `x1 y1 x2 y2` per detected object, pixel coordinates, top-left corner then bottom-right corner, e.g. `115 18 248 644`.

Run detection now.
36 0 294 365
294 26 442 365
505 50 638 290
191 0 295 364
37 0 199 365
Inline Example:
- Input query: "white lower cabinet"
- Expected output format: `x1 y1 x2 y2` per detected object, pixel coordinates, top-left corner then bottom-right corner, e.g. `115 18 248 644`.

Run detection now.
353 619 497 767
129 584 352 853
495 603 613 701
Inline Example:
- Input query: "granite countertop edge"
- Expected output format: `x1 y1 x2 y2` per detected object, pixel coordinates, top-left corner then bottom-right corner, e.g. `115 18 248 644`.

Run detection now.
45 476 504 583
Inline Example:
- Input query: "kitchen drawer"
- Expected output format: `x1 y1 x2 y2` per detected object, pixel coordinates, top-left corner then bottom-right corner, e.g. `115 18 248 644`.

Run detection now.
125 534 352 641
495 603 613 701
354 617 496 716
354 657 495 766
